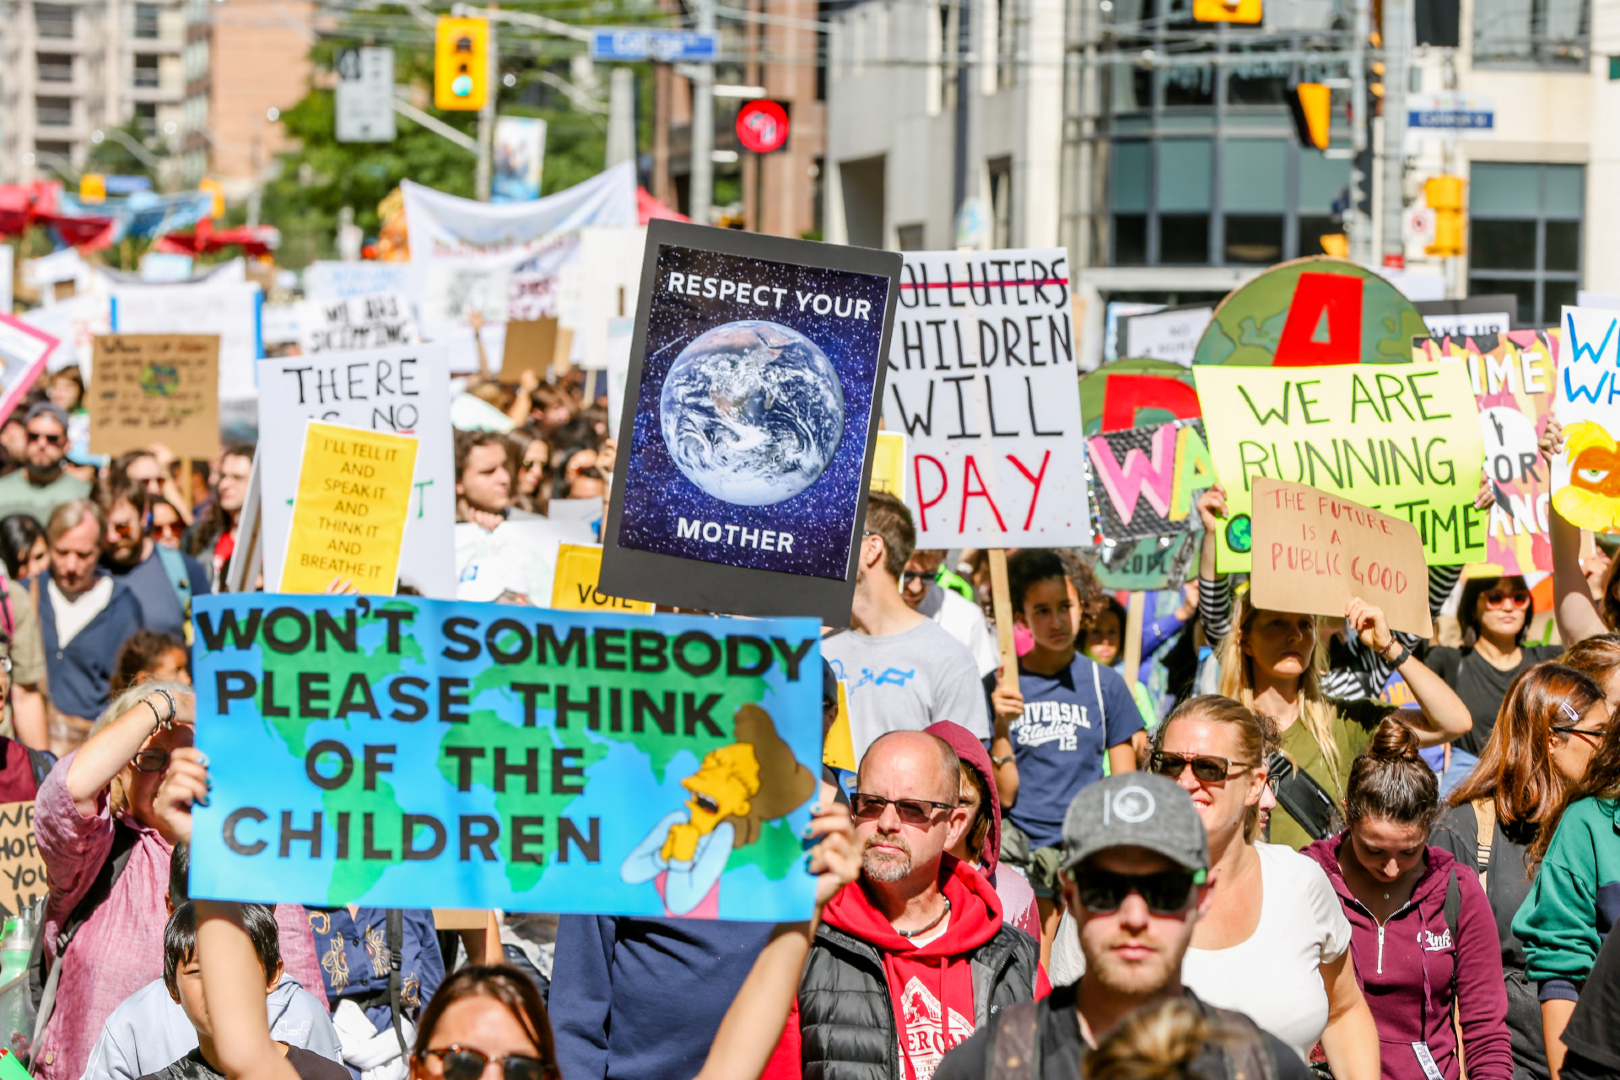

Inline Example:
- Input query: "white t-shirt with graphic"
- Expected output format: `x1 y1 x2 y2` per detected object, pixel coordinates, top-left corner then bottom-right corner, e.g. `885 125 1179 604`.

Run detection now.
823 620 988 760
1180 842 1352 1061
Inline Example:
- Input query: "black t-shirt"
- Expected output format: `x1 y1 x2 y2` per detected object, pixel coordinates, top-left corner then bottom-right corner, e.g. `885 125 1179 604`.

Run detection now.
1422 644 1564 756
140 1045 350 1080
1561 920 1620 1077
933 983 1311 1080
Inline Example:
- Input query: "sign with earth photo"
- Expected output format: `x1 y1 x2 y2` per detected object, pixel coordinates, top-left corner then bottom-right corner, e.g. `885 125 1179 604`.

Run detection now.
600 220 902 623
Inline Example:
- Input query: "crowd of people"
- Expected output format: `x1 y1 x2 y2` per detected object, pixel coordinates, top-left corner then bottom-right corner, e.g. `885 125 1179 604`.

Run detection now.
0 356 1615 1080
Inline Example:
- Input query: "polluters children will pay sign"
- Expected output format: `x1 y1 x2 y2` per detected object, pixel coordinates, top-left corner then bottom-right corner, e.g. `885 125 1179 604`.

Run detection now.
881 249 1088 547
1248 478 1433 638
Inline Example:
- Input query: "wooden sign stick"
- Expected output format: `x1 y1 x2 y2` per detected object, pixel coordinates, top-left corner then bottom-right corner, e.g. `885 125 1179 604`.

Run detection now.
989 549 1018 687
1122 591 1146 682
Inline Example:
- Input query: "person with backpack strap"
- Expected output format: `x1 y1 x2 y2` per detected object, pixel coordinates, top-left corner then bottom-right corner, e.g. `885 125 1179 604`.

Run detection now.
31 681 324 1080
935 773 1310 1080
100 480 209 644
1302 717 1512 1080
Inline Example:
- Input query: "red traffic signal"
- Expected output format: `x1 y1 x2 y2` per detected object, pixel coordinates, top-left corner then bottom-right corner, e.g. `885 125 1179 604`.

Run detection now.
736 100 790 154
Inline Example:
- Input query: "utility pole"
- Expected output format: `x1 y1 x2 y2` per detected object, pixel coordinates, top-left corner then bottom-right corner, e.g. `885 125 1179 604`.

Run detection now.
689 0 716 225
1348 0 1372 264
476 3 498 200
952 0 971 230
1380 0 1409 266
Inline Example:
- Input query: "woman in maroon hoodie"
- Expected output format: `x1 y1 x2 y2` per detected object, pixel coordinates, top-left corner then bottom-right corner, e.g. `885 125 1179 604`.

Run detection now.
1303 717 1512 1080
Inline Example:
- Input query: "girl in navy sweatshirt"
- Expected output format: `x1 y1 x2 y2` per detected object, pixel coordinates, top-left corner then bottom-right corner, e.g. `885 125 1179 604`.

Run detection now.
1303 717 1513 1080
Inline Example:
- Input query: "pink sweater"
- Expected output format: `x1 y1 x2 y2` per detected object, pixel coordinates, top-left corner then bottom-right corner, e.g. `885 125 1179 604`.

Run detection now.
33 751 326 1080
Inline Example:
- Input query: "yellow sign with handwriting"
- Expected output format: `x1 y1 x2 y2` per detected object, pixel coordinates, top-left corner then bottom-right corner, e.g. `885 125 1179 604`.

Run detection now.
870 431 906 500
282 421 418 594
551 543 655 614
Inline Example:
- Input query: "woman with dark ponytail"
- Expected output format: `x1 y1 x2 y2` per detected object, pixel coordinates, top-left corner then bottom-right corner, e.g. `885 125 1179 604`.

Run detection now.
1302 718 1512 1080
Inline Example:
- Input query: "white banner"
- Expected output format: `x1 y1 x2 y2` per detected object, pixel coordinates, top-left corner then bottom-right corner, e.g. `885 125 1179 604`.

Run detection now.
881 249 1090 547
305 261 416 300
296 291 420 355
111 281 263 401
257 342 456 597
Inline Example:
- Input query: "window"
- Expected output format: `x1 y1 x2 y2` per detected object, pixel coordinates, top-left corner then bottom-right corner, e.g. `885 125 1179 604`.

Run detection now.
996 0 1016 89
897 223 926 250
34 3 72 38
135 3 160 37
1468 162 1582 324
135 54 160 88
36 53 71 82
1222 140 1286 264
988 157 1013 248
938 0 960 112
36 97 72 126
135 102 157 135
1473 0 1587 68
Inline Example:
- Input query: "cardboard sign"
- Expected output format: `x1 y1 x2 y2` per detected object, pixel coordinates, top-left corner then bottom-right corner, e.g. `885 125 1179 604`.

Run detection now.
87 334 220 459
1417 329 1558 575
500 317 567 380
110 281 262 403
0 802 45 919
869 431 906 499
600 221 900 624
281 421 418 593
258 343 456 598
880 249 1088 548
189 593 823 919
1192 258 1429 367
551 543 654 614
1553 307 1620 532
1194 362 1485 571
297 292 420 355
1250 478 1433 637
0 315 57 428
1085 418 1212 544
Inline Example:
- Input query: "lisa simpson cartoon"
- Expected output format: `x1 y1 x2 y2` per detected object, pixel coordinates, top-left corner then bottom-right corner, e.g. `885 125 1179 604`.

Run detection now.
621 703 814 916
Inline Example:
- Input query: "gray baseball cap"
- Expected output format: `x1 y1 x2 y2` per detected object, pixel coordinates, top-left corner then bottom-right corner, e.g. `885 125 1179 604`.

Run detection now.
1060 773 1210 875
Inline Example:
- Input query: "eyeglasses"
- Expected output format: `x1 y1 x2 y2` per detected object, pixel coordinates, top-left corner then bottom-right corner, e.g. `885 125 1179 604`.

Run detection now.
110 519 141 538
1148 751 1253 784
1551 723 1605 746
521 459 545 471
901 569 942 587
25 432 63 446
420 1047 556 1080
851 793 956 825
133 749 170 773
1482 589 1531 609
1070 866 1201 915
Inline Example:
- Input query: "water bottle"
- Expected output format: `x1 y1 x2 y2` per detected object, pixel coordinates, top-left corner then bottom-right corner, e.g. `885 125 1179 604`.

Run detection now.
0 903 39 1058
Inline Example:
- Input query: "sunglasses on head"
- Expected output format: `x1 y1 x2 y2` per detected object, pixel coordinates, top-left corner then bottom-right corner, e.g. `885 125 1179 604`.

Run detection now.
1482 588 1531 609
851 792 955 825
1070 866 1201 915
1148 751 1253 784
420 1047 555 1080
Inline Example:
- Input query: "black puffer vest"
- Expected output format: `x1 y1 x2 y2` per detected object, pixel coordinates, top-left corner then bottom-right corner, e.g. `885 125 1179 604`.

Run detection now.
797 919 1041 1080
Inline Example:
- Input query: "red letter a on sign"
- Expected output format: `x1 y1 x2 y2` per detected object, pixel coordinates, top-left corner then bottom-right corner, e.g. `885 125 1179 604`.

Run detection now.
1274 272 1363 367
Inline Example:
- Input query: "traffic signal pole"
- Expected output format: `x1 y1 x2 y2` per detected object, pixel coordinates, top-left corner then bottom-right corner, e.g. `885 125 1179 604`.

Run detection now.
689 0 716 225
477 4 498 200
1381 0 1409 265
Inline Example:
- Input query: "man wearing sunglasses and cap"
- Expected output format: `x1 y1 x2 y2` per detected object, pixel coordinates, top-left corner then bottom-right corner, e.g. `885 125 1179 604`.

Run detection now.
0 402 90 526
935 773 1311 1080
761 729 1042 1080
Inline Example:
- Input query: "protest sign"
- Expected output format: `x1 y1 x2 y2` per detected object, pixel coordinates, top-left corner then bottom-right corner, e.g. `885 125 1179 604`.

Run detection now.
1086 418 1212 544
0 802 45 919
869 431 906 499
456 519 596 604
1077 358 1200 436
600 221 901 624
1415 296 1517 340
1118 304 1213 365
297 292 420 355
189 593 823 919
552 543 654 614
1194 362 1485 571
22 292 110 377
87 335 219 459
282 422 418 594
1553 306 1620 532
1416 329 1557 575
110 281 263 403
577 227 647 370
0 315 57 427
1192 257 1429 367
259 343 456 598
500 318 567 380
1249 478 1433 637
1093 532 1200 592
880 249 1087 549
305 261 415 301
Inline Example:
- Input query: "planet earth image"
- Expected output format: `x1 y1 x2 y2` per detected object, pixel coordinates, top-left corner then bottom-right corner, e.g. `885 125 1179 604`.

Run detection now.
659 320 845 506
140 363 180 397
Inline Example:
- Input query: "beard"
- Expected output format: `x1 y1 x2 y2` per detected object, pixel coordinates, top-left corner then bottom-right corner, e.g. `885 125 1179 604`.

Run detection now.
862 832 913 883
1087 934 1176 997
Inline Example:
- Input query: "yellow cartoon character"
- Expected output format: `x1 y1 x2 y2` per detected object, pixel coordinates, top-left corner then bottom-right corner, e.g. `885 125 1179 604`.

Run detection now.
1554 421 1620 532
622 704 814 916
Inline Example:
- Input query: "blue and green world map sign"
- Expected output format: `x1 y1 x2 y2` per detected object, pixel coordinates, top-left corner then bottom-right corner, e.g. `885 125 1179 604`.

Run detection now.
190 594 823 921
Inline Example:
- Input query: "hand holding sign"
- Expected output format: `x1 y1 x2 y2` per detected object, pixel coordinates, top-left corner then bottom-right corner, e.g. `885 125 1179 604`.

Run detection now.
1249 478 1433 638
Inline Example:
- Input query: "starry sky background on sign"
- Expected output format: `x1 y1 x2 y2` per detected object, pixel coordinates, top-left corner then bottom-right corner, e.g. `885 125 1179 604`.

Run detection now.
618 244 890 580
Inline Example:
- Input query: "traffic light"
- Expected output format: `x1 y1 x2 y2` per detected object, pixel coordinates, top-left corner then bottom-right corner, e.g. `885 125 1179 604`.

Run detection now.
79 173 106 204
1425 175 1466 257
1289 83 1332 150
199 177 224 218
435 17 489 111
1193 0 1260 22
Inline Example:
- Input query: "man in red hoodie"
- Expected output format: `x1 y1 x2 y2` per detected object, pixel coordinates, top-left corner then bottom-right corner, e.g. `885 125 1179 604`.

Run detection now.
765 729 1042 1080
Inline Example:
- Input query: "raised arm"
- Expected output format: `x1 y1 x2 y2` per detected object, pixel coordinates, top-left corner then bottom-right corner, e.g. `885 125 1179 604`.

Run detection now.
1344 599 1469 747
65 686 192 817
197 900 300 1080
1540 419 1611 645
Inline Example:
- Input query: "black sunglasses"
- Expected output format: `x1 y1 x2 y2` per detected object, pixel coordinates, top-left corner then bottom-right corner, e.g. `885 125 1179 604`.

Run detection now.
421 1047 555 1080
1071 866 1201 915
851 793 956 825
901 568 942 586
1148 751 1253 784
26 432 63 446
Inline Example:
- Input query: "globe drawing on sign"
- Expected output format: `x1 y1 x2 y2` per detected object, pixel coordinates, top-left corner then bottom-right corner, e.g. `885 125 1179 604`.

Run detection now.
660 320 845 506
140 363 180 397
